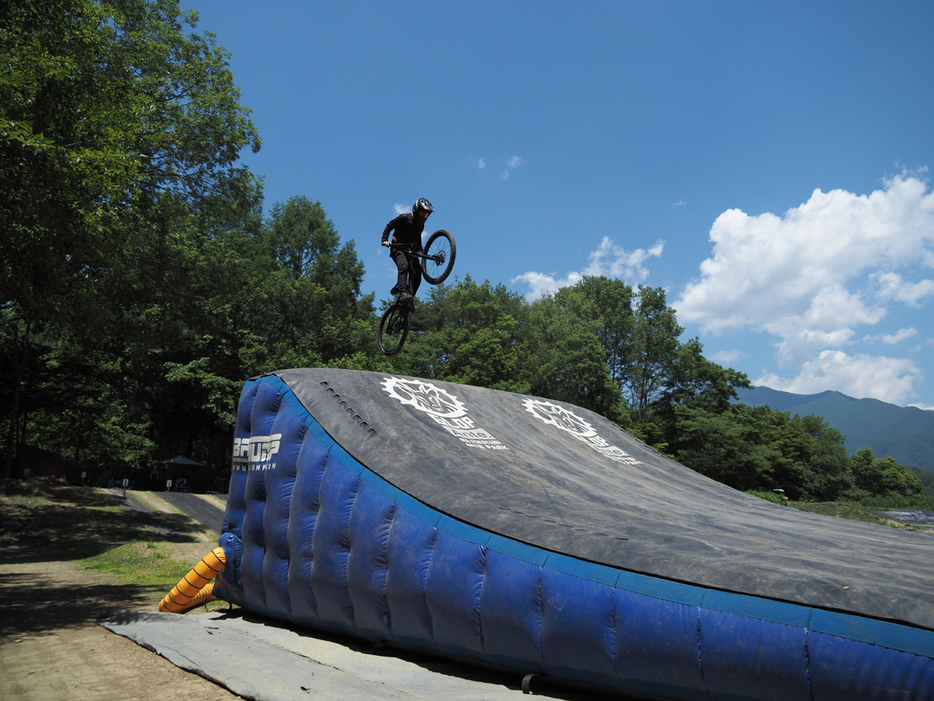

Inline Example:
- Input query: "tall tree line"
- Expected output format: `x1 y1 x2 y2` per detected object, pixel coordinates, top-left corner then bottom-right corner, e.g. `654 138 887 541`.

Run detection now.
1 1 374 482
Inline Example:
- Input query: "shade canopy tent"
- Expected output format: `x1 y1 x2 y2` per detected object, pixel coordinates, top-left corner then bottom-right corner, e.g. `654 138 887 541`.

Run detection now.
156 455 202 466
154 455 203 492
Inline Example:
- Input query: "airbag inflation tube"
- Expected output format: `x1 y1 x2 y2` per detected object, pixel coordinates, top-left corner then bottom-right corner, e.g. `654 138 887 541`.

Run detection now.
159 547 226 613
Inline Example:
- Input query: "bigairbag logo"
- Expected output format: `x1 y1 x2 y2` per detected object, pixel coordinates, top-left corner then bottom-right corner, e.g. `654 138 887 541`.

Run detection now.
232 434 282 472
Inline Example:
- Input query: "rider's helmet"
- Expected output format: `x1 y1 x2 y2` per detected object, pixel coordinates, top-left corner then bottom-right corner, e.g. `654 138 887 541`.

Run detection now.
413 198 434 215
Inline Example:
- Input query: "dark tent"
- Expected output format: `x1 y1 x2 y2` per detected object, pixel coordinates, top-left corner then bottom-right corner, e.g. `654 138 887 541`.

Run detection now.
154 455 202 491
156 455 202 466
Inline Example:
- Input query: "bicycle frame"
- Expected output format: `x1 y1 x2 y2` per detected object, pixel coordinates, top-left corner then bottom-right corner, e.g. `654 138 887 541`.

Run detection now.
388 244 445 264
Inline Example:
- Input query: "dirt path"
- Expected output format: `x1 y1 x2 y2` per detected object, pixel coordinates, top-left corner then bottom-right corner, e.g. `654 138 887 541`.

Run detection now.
0 484 240 701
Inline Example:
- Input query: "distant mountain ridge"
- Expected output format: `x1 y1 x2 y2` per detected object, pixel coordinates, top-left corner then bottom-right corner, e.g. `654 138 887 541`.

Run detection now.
735 387 934 473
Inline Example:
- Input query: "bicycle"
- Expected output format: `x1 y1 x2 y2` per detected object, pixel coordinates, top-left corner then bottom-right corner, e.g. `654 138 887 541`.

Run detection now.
377 229 456 355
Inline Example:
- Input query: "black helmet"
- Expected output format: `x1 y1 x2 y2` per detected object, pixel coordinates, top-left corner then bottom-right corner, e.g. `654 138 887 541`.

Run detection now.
413 198 434 214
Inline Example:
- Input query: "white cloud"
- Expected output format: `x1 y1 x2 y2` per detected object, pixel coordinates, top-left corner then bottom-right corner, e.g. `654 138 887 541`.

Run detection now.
478 158 486 170
755 350 922 406
762 283 883 364
512 237 663 300
393 203 409 215
584 237 664 280
872 272 934 306
711 349 745 364
511 271 583 300
909 403 934 411
500 155 524 180
672 174 934 405
675 175 934 370
674 199 687 208
677 175 934 337
864 327 918 345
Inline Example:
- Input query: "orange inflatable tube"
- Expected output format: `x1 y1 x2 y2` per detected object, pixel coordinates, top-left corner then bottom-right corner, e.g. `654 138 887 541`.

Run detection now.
159 546 226 613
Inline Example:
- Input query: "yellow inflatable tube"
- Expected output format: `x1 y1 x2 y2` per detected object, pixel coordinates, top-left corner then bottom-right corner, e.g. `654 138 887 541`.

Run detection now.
159 546 226 613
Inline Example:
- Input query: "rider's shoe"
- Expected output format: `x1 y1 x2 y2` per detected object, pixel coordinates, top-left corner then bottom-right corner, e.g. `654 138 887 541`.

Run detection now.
398 291 414 304
390 285 401 296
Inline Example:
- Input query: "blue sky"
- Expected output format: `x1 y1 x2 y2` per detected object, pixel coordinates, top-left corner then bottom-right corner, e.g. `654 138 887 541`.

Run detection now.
183 1 934 410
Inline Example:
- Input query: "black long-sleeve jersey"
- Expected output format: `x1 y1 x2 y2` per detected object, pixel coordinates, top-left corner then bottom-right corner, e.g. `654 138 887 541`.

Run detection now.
381 213 425 250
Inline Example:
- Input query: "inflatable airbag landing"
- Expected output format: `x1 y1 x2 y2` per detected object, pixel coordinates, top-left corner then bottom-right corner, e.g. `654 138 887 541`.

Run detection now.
215 369 934 700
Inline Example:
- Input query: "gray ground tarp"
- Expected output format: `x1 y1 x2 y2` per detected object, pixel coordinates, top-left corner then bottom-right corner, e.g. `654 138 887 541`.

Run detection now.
99 610 609 700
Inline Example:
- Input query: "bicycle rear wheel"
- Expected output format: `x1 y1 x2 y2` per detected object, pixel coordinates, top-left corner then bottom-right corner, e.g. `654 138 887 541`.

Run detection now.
421 229 456 284
377 303 410 355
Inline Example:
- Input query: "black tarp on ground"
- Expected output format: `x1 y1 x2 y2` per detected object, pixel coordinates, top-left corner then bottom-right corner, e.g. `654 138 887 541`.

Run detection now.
267 368 934 631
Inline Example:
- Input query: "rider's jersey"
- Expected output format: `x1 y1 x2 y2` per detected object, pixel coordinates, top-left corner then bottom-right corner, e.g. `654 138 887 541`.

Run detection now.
381 213 424 251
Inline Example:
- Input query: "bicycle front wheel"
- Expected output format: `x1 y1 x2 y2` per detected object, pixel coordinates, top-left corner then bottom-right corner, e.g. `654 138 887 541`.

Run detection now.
377 303 410 355
421 229 456 284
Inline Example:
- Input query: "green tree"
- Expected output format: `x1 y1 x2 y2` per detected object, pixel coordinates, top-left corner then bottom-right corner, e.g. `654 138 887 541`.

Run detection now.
798 415 852 501
6 192 374 482
670 404 782 492
669 404 853 501
1 0 260 326
2 0 261 477
661 339 751 414
624 286 683 423
523 292 627 423
849 448 924 499
396 276 528 392
259 196 375 368
14 340 156 471
552 276 636 388
91 195 374 476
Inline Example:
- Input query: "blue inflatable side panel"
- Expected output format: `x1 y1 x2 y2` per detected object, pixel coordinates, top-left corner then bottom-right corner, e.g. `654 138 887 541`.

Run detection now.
216 374 934 701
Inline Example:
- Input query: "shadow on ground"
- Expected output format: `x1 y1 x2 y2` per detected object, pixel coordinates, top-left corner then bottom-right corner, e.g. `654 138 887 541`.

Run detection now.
0 482 203 564
0 572 163 637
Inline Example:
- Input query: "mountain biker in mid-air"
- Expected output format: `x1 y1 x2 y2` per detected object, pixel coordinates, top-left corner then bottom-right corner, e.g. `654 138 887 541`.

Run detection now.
381 198 433 310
